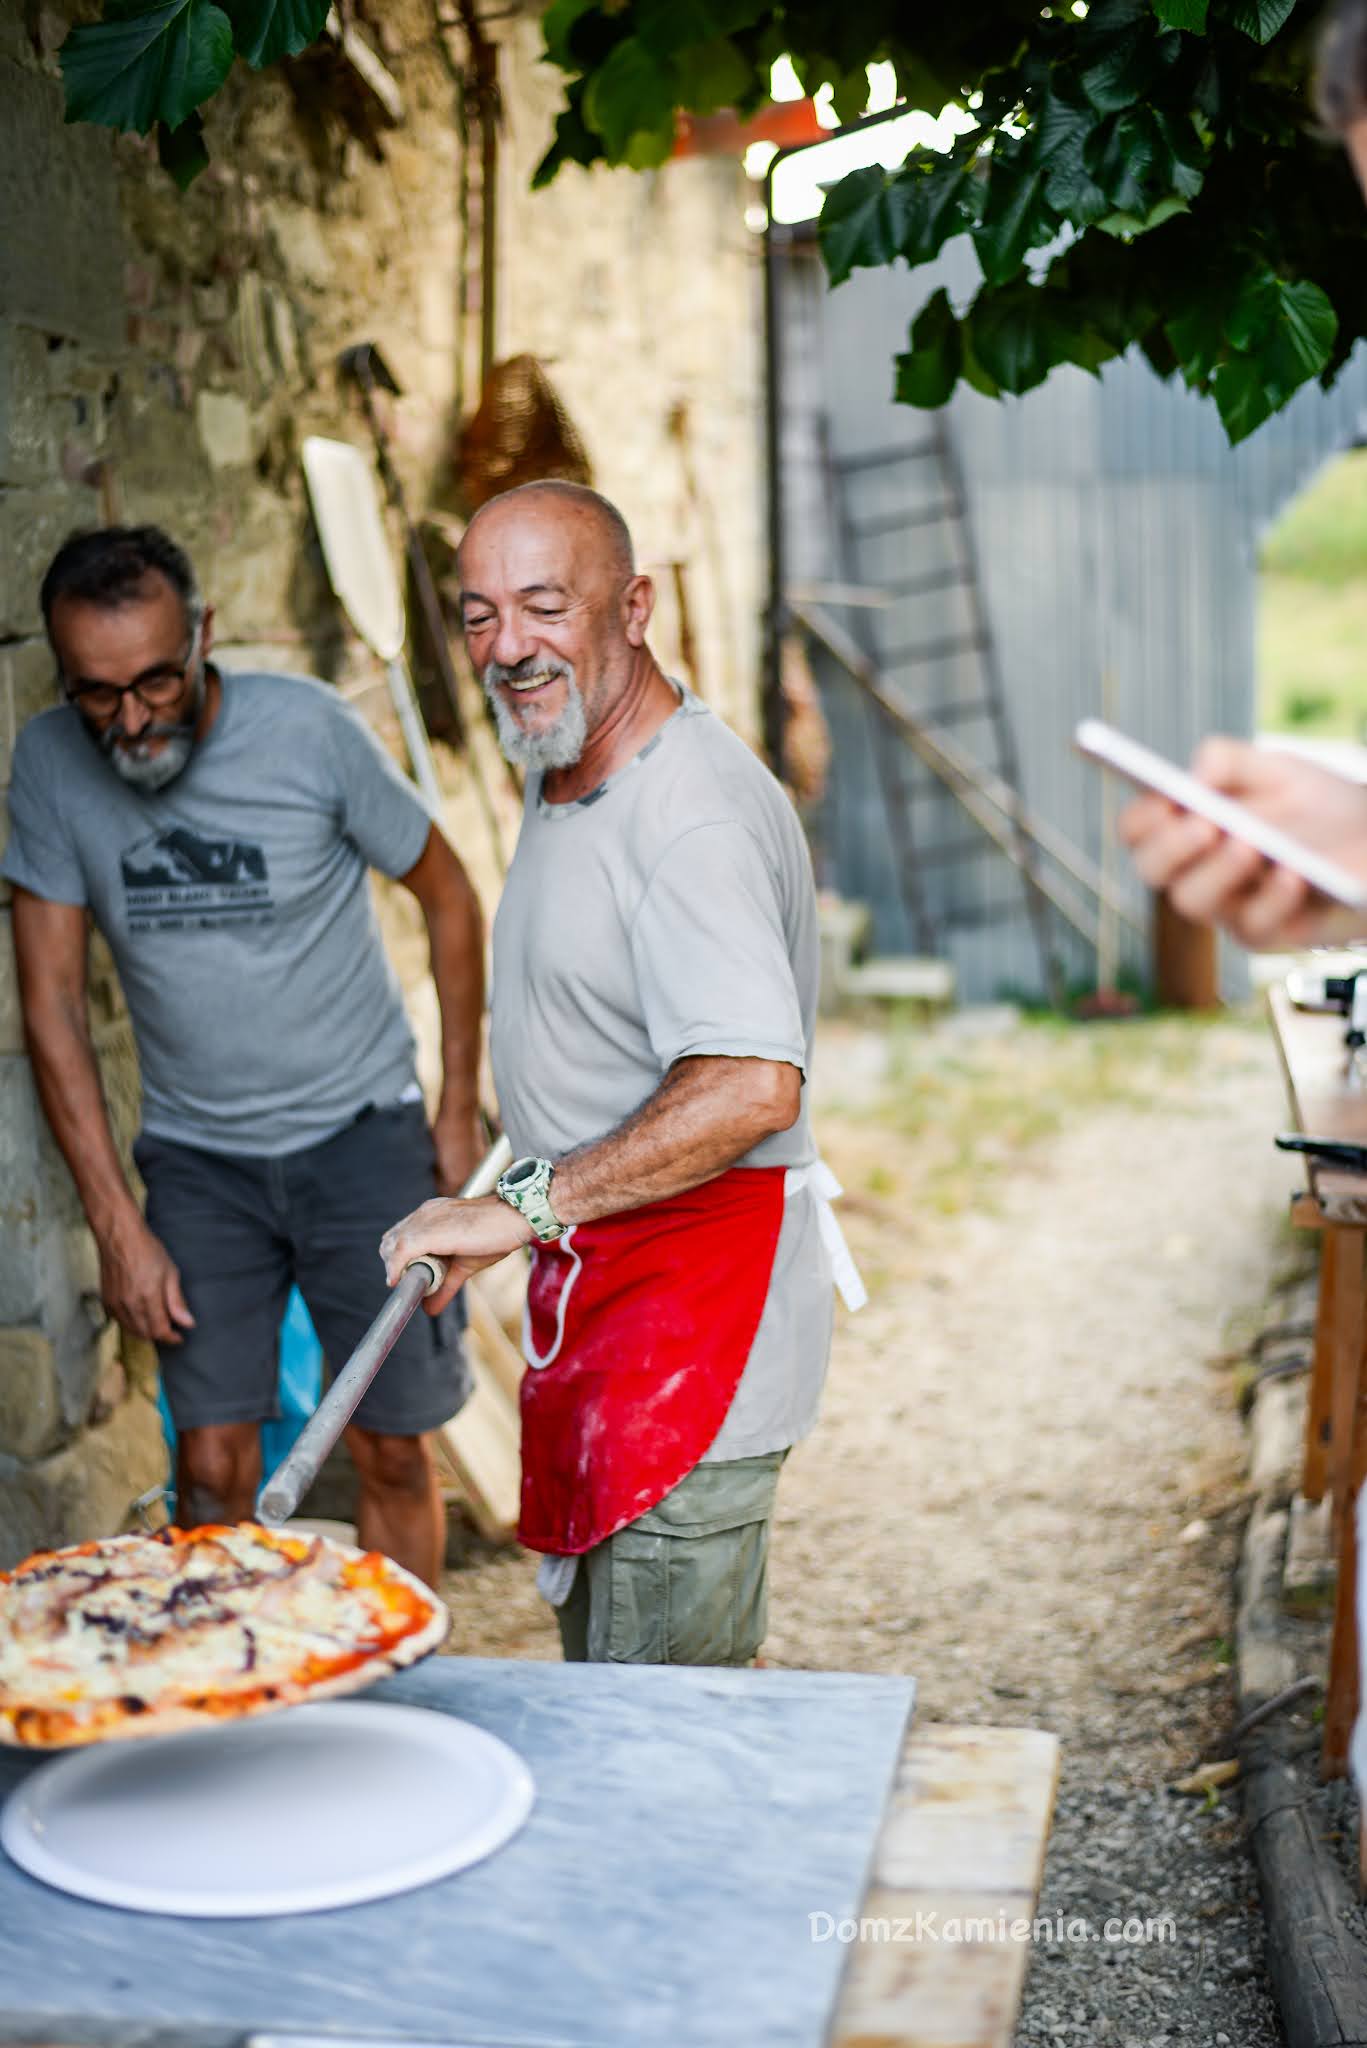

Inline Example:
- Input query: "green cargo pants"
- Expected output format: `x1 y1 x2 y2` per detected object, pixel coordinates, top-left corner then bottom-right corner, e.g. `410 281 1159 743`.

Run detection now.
554 1450 786 1666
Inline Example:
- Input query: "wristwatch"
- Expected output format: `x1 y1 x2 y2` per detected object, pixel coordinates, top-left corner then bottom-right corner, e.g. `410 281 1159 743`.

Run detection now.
495 1155 566 1242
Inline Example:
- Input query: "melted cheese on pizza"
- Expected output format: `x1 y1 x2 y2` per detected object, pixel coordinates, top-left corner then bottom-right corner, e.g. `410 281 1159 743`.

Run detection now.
0 1525 436 1735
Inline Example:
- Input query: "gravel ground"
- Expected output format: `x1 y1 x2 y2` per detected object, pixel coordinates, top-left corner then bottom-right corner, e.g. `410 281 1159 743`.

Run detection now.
441 1010 1298 2045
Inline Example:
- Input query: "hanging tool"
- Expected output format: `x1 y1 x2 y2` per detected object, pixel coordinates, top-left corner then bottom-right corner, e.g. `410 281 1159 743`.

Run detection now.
256 1135 513 1527
302 435 446 821
337 341 508 875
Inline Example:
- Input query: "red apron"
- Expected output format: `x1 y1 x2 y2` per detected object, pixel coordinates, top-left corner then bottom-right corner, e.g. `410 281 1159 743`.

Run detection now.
517 1166 788 1555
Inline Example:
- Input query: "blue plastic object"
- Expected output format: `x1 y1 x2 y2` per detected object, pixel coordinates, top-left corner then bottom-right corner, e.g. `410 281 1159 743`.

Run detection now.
157 1288 324 1499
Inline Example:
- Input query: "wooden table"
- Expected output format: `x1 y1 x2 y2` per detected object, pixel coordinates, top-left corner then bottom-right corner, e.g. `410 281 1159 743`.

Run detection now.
834 1724 1059 2048
1268 982 1367 1776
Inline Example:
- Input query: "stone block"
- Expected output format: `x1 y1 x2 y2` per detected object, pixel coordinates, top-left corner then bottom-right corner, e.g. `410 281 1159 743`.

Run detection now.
0 323 57 485
0 59 124 350
0 907 19 1056
0 1386 166 1567
195 388 252 470
0 636 58 784
0 1054 93 1360
263 201 336 289
0 1324 66 1461
0 486 91 638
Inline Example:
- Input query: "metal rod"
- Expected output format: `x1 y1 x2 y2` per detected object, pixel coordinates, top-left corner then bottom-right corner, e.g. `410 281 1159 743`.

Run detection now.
256 1264 437 1526
834 439 937 472
850 501 961 540
255 1134 513 1527
880 631 987 668
385 657 447 820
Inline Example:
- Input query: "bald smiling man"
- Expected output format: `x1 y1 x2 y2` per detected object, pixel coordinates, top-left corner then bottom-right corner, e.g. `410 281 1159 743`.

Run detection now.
382 481 857 1665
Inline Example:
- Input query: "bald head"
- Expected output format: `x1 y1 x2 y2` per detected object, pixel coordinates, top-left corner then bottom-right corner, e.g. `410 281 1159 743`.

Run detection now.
460 481 635 585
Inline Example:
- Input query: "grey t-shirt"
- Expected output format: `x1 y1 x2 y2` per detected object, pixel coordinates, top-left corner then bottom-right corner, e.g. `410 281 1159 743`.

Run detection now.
490 687 833 1461
2 670 432 1155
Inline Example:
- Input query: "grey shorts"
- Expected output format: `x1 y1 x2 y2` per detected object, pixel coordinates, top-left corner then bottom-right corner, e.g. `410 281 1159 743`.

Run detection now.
555 1451 786 1666
136 1101 469 1438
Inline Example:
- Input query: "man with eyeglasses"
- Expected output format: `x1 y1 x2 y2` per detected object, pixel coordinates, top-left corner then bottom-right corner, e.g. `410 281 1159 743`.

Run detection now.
2 526 484 1586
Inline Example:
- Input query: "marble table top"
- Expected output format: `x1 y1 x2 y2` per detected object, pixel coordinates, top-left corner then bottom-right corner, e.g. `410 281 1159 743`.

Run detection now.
0 1657 916 2048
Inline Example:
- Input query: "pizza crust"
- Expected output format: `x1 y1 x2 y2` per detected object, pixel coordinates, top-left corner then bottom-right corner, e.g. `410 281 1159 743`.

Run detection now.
0 1526 450 1751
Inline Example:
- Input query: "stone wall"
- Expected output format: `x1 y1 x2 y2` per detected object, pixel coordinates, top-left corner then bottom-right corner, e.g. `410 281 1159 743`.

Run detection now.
0 0 764 1564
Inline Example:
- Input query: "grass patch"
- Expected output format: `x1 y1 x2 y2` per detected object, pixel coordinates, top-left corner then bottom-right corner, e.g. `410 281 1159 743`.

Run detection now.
1258 447 1367 738
836 1013 1213 1217
1261 448 1367 587
1259 574 1367 738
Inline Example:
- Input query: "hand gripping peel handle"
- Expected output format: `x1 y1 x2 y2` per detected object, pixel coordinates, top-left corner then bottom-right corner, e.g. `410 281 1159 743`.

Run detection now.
255 1135 513 1528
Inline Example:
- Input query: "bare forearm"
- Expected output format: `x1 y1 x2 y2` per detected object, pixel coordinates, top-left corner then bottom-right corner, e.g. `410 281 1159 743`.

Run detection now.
380 1055 803 1313
403 830 485 1113
24 992 138 1241
428 892 484 1112
553 1056 799 1225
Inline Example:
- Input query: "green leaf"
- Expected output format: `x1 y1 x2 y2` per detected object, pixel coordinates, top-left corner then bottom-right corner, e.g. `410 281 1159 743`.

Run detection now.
973 159 1052 285
1152 0 1209 25
885 153 981 268
967 276 1123 393
633 0 767 60
1260 278 1338 396
219 0 328 69
62 1 234 135
894 288 962 408
532 88 602 187
820 165 895 288
829 66 871 125
1091 107 1161 213
581 36 678 163
1227 0 1297 42
1211 356 1274 440
959 322 1002 400
157 108 208 185
1165 293 1230 384
673 35 750 115
970 289 1058 394
542 0 600 71
1225 267 1278 348
1094 192 1191 235
1079 24 1157 113
1042 137 1112 222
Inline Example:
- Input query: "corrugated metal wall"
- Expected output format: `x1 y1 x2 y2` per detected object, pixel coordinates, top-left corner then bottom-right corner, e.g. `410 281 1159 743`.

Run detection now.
780 236 1367 1002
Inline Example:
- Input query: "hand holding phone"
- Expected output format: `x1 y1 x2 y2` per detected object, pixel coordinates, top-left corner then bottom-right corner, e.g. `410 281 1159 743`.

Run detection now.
1082 724 1367 946
1077 720 1367 911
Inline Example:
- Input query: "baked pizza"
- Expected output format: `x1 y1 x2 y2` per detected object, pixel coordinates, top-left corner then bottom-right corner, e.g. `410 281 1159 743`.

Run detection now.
0 1523 449 1749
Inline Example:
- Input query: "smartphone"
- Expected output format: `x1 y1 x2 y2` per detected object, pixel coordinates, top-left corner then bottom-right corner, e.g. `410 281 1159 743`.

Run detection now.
1074 718 1367 912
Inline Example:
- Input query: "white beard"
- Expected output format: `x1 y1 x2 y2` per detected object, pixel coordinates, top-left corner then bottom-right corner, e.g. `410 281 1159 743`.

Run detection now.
483 665 587 772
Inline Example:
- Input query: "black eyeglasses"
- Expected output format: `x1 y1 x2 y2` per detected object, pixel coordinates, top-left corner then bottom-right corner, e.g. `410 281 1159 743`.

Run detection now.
63 630 201 720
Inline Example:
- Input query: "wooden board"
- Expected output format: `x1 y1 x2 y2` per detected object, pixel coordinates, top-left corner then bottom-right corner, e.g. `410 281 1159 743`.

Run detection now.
435 1345 521 1543
832 1724 1060 2048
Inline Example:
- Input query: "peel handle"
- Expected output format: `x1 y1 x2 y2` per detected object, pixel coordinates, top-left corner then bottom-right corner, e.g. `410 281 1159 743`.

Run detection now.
254 1135 512 1528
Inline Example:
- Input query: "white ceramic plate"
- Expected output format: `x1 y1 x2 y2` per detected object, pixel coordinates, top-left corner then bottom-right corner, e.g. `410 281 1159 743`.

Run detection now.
0 1700 533 1916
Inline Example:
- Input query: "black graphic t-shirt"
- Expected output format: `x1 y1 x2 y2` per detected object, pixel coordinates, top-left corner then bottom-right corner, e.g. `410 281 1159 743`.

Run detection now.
3 672 432 1154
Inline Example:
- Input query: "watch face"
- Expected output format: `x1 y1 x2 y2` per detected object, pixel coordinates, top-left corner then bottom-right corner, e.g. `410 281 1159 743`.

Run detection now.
507 1158 539 1187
